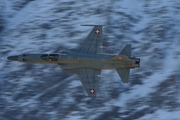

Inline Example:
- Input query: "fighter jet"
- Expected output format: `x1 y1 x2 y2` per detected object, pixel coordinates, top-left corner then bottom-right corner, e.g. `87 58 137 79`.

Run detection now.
7 25 140 97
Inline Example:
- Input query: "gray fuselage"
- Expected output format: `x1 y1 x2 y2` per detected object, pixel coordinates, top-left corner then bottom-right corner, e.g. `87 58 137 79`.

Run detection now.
8 52 140 70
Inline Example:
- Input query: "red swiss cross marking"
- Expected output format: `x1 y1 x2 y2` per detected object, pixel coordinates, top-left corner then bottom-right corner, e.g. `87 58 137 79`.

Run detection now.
95 29 100 34
118 56 121 60
90 88 95 94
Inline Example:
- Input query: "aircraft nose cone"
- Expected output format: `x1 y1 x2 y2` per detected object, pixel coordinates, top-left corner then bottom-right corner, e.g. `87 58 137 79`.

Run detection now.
7 56 18 61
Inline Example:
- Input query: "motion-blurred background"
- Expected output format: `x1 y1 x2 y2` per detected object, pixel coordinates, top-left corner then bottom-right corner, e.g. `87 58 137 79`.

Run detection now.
0 0 180 120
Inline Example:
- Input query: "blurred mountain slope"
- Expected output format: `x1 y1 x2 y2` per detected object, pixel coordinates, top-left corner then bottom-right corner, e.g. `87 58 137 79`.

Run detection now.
0 0 180 120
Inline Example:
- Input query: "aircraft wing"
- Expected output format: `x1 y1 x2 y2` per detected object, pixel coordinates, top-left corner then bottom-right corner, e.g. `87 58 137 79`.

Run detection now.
68 68 101 97
76 25 103 54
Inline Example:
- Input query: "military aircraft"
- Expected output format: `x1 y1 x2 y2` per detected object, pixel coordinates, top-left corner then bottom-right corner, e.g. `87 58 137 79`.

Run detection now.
7 25 140 97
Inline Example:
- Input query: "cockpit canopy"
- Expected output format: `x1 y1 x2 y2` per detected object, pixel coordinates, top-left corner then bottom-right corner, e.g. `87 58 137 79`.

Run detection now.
41 54 58 61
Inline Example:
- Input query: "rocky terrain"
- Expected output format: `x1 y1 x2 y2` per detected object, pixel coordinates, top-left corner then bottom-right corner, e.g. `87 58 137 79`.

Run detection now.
0 0 180 120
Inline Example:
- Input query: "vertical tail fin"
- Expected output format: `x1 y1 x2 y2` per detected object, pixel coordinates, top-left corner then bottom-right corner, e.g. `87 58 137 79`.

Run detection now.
116 69 130 83
117 44 131 83
119 44 131 56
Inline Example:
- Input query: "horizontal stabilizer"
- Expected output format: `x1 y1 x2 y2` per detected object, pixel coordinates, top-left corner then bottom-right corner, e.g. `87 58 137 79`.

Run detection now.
119 44 131 56
116 69 130 83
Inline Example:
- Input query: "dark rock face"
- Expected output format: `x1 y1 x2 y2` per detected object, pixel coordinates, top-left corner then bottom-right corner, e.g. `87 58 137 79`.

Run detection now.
0 14 4 33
